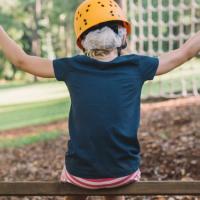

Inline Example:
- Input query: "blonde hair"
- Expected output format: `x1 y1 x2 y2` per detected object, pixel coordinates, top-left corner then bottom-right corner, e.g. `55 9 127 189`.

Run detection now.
81 26 127 58
84 49 113 57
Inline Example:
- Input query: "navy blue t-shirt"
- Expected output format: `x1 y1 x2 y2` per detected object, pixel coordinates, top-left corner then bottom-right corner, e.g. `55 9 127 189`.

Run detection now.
53 54 159 178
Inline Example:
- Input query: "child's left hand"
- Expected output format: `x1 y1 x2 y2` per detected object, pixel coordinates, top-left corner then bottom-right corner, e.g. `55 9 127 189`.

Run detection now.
156 31 200 75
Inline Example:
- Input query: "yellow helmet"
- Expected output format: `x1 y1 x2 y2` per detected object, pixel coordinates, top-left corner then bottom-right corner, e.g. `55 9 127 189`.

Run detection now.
74 0 131 50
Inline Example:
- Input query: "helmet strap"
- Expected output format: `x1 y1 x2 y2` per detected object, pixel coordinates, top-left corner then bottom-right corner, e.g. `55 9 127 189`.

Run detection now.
121 40 127 49
117 47 121 57
117 40 127 57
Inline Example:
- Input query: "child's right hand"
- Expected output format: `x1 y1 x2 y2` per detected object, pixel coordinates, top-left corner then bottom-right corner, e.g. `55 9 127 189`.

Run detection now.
17 55 55 78
0 25 55 78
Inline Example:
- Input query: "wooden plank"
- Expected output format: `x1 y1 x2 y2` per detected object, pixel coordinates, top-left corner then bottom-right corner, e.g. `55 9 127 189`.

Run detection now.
0 181 200 196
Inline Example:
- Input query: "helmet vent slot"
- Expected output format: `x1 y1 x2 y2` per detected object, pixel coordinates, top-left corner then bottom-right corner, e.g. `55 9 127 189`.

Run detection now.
83 19 88 25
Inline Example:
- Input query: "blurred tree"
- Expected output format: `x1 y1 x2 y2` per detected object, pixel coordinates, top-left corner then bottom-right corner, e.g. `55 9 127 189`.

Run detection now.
0 0 82 81
0 0 198 81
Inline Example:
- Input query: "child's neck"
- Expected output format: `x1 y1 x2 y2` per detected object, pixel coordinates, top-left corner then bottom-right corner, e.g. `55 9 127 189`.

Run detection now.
93 50 118 62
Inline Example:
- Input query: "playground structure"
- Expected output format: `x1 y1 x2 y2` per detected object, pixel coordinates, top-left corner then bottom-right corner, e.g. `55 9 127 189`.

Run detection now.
125 0 200 98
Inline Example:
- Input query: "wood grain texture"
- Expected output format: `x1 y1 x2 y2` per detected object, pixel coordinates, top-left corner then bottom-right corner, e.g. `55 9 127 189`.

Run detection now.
0 181 200 196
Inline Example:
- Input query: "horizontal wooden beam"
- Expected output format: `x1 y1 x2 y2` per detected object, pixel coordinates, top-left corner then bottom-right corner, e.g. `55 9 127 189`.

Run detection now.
0 181 200 196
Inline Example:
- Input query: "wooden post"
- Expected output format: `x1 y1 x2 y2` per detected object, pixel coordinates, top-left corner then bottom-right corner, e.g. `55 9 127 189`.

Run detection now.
115 0 122 7
115 0 127 14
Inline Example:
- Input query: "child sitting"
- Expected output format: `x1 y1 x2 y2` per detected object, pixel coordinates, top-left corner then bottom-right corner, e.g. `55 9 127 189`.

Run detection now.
0 0 199 200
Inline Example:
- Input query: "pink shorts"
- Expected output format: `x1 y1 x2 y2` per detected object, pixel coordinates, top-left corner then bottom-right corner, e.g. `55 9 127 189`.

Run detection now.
60 166 141 189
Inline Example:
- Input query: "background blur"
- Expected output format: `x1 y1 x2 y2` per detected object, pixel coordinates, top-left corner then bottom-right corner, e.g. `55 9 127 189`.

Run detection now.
0 0 200 99
0 1 199 200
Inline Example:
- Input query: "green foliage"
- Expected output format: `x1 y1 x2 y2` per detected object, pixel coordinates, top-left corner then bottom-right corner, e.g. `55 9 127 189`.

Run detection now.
0 0 82 80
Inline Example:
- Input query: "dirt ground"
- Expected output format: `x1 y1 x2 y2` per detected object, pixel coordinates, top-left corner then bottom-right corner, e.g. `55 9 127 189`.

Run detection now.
0 97 199 200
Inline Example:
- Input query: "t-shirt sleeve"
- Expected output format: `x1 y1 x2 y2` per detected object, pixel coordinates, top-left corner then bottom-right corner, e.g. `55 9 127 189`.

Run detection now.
53 57 71 81
139 55 159 81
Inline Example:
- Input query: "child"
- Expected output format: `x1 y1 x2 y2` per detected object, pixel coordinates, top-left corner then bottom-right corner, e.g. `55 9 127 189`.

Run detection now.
0 0 199 200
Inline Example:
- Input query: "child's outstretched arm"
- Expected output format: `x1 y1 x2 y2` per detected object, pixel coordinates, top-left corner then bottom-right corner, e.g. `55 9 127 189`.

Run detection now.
157 31 200 75
0 26 54 78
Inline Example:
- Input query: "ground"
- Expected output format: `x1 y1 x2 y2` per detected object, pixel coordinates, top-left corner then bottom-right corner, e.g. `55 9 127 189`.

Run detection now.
0 97 199 200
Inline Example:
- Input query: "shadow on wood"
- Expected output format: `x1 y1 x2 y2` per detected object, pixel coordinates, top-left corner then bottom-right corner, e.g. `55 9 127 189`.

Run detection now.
0 181 200 196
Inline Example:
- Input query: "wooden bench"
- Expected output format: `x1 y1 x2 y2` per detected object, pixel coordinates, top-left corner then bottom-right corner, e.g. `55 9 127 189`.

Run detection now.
0 181 200 196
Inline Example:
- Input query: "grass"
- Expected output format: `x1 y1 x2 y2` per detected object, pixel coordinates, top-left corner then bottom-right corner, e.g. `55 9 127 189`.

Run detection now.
0 98 71 131
0 131 63 148
0 58 199 149
0 57 199 132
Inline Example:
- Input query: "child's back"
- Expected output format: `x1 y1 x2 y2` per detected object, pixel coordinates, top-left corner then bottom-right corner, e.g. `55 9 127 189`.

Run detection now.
54 53 158 178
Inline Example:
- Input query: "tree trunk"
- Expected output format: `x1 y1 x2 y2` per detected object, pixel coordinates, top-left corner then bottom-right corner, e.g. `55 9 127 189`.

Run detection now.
10 64 17 80
65 17 72 57
45 16 55 59
32 0 42 82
